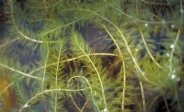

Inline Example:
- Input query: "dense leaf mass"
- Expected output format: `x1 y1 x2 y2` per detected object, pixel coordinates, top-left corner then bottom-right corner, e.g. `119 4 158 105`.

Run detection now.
0 0 184 112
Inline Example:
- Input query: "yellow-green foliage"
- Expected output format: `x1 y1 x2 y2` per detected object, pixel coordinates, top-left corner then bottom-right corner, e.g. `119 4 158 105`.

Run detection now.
0 0 184 112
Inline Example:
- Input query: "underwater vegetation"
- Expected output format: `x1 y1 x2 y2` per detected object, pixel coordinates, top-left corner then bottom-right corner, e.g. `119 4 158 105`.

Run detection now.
0 0 184 112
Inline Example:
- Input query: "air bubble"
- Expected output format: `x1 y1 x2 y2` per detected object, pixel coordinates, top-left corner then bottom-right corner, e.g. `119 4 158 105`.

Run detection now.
94 91 97 96
169 71 180 82
171 74 176 79
170 44 174 49
23 104 29 108
135 48 139 51
144 23 148 27
180 8 184 14
171 24 175 29
102 108 108 112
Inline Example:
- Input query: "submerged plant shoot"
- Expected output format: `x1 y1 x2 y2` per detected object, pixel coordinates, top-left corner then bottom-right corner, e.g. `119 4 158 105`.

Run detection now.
0 0 184 112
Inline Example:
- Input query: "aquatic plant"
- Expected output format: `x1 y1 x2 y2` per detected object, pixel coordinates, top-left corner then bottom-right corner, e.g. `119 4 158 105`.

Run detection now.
0 0 184 112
